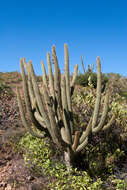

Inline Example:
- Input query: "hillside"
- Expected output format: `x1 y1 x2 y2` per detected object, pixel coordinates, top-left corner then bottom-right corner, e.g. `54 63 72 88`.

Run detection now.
0 71 127 189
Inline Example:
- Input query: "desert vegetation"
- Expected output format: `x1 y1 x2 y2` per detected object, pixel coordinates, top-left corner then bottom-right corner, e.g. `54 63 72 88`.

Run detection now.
0 44 127 189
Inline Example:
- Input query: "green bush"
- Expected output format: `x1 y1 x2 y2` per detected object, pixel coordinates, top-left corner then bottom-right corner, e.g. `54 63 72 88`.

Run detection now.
0 82 9 91
18 133 103 189
76 72 108 90
0 82 14 96
18 132 127 189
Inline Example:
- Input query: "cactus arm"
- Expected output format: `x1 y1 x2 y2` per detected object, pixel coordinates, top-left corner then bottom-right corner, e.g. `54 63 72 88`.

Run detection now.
92 63 94 72
22 59 47 129
102 114 115 131
22 58 35 105
27 69 35 106
61 75 68 110
71 64 78 96
52 45 62 109
28 61 51 130
71 64 78 87
61 75 72 144
81 55 86 74
42 85 64 147
16 87 45 138
31 97 47 128
27 76 47 128
64 43 71 112
20 59 44 132
92 56 102 129
92 91 109 133
47 52 55 98
76 137 88 153
72 131 80 151
61 127 70 144
64 44 74 134
23 58 29 72
31 97 37 110
41 60 48 88
34 111 46 127
79 117 92 144
52 45 63 123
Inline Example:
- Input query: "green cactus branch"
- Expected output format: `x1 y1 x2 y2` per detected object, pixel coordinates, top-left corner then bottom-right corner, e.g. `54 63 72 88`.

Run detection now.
42 84 63 147
64 44 71 112
41 60 48 88
47 52 55 99
92 90 109 133
52 45 62 110
71 64 78 96
71 64 78 88
76 137 88 153
16 87 46 138
20 59 45 132
72 131 80 151
92 57 102 130
79 117 92 144
102 114 115 131
61 75 72 144
28 61 51 130
81 55 86 74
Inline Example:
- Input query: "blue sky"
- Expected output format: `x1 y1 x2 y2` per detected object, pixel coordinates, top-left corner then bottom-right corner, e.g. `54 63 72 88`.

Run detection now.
0 0 127 76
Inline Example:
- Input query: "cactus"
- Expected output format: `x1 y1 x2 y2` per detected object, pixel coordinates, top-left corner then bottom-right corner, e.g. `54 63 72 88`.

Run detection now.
17 44 115 168
81 55 94 74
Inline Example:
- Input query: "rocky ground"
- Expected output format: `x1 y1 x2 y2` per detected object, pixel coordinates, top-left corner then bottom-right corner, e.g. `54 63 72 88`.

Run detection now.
0 144 50 190
0 85 50 190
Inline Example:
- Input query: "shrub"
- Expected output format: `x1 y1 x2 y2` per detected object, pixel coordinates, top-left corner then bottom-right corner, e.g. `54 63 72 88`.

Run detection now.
76 72 108 90
19 133 103 190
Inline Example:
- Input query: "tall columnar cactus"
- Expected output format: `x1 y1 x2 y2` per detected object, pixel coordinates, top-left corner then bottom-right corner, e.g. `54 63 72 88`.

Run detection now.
17 44 115 168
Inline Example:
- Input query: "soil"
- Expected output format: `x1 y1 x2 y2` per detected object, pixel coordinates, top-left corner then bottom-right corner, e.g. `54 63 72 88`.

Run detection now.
0 86 50 190
0 143 49 190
